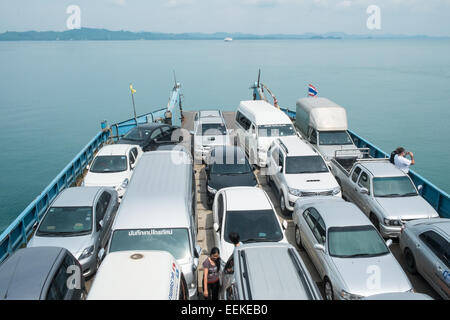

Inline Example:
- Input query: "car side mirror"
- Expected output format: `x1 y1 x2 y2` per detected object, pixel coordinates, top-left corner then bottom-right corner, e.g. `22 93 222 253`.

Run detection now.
385 239 393 248
195 244 202 258
213 223 220 233
98 248 106 262
278 166 283 173
282 220 288 230
130 162 135 170
189 130 194 135
360 187 369 195
313 244 326 252
193 257 199 271
86 164 90 170
98 220 104 230
417 185 423 192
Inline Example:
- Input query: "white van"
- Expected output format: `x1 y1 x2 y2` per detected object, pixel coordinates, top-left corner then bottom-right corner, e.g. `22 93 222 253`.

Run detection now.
87 250 189 300
295 97 359 161
104 150 201 299
235 100 296 167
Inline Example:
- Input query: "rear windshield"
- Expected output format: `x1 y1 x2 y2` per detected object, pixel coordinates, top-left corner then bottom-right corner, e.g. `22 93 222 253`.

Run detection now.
285 156 329 174
90 155 127 173
258 124 295 137
109 228 191 260
123 127 152 141
37 207 93 236
197 123 227 136
318 131 353 146
224 210 283 244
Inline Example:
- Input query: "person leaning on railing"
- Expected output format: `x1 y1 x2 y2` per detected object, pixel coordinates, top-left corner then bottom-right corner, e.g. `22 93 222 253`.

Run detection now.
392 147 415 174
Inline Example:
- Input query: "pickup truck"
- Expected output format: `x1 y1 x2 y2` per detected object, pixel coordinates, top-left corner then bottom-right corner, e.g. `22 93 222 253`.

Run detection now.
330 152 439 238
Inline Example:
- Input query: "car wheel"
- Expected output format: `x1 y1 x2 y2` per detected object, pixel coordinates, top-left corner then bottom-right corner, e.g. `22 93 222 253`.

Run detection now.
294 225 304 250
370 213 380 232
324 279 334 300
404 248 417 274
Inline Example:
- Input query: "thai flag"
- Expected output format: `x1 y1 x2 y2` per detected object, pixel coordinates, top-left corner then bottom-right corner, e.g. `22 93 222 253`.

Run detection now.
308 84 318 97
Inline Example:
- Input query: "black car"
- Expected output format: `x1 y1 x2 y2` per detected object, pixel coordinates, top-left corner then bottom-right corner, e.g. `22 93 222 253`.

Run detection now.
0 247 86 300
117 123 181 151
205 146 258 207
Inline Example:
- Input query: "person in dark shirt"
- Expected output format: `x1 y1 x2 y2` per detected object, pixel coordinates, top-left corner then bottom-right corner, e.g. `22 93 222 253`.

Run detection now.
202 247 221 300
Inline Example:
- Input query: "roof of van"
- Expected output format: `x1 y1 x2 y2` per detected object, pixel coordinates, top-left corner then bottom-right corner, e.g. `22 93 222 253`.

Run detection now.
112 151 192 230
87 250 180 300
359 160 406 178
276 136 317 156
235 243 318 300
223 187 272 211
238 100 292 125
296 97 348 131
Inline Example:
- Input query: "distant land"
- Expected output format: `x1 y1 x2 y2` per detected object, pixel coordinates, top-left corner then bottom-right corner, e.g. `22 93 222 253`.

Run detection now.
0 28 446 41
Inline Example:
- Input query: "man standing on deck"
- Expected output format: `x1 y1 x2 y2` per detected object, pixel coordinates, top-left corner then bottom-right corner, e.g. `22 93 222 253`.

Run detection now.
393 147 415 174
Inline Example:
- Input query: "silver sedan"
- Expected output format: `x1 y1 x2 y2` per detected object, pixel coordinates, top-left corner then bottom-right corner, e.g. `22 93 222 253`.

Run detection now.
28 187 118 277
399 218 450 300
292 197 413 300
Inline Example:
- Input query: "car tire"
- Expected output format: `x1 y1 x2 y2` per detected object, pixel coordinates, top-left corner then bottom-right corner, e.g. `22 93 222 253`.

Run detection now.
324 278 334 300
294 225 304 250
404 248 418 274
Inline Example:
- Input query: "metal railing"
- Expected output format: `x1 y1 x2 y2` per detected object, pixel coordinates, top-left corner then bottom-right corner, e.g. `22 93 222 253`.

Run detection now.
0 108 167 263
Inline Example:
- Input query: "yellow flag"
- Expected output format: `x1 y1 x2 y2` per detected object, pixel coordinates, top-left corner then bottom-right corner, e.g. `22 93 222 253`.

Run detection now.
130 84 136 94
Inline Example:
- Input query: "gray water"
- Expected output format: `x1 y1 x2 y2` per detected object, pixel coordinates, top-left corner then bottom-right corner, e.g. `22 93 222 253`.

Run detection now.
1 39 449 232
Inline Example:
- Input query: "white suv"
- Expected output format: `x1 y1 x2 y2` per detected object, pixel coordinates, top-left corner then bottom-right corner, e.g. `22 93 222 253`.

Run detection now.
193 110 232 162
266 136 341 214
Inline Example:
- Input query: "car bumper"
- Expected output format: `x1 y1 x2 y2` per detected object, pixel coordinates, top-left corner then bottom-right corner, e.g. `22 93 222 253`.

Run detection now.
379 224 401 238
287 192 341 211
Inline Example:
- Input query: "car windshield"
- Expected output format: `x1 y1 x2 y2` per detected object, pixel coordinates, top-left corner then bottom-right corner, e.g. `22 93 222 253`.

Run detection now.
258 124 295 137
123 127 153 141
224 210 283 243
37 207 93 236
210 149 252 174
90 155 127 173
318 131 353 146
285 156 329 174
373 176 418 197
328 225 390 258
198 123 227 136
109 228 191 260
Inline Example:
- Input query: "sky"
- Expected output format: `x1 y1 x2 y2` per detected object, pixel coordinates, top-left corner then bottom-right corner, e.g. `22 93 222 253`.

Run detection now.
1 0 450 36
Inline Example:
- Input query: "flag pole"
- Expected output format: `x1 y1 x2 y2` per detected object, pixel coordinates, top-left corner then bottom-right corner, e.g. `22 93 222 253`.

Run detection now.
130 83 137 124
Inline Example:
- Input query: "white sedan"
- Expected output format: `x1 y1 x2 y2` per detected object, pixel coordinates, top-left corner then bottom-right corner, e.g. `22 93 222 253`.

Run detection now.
83 144 142 198
212 186 288 262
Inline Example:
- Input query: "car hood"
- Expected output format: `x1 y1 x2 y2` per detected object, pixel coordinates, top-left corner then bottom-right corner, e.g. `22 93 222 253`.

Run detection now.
29 234 94 259
285 172 339 191
317 145 358 161
208 172 257 191
331 254 412 297
375 196 439 220
84 171 129 188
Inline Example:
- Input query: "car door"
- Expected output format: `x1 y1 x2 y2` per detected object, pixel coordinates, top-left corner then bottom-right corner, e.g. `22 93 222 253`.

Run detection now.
128 149 136 171
95 192 110 248
355 171 371 214
270 146 284 194
300 208 319 260
345 165 361 203
418 230 450 298
310 214 327 277
46 254 81 300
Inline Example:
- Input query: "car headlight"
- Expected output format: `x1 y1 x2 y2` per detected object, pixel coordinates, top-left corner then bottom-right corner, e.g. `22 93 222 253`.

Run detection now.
117 178 129 191
207 185 217 194
332 186 341 195
288 187 302 197
384 218 402 226
78 245 95 260
340 290 364 300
